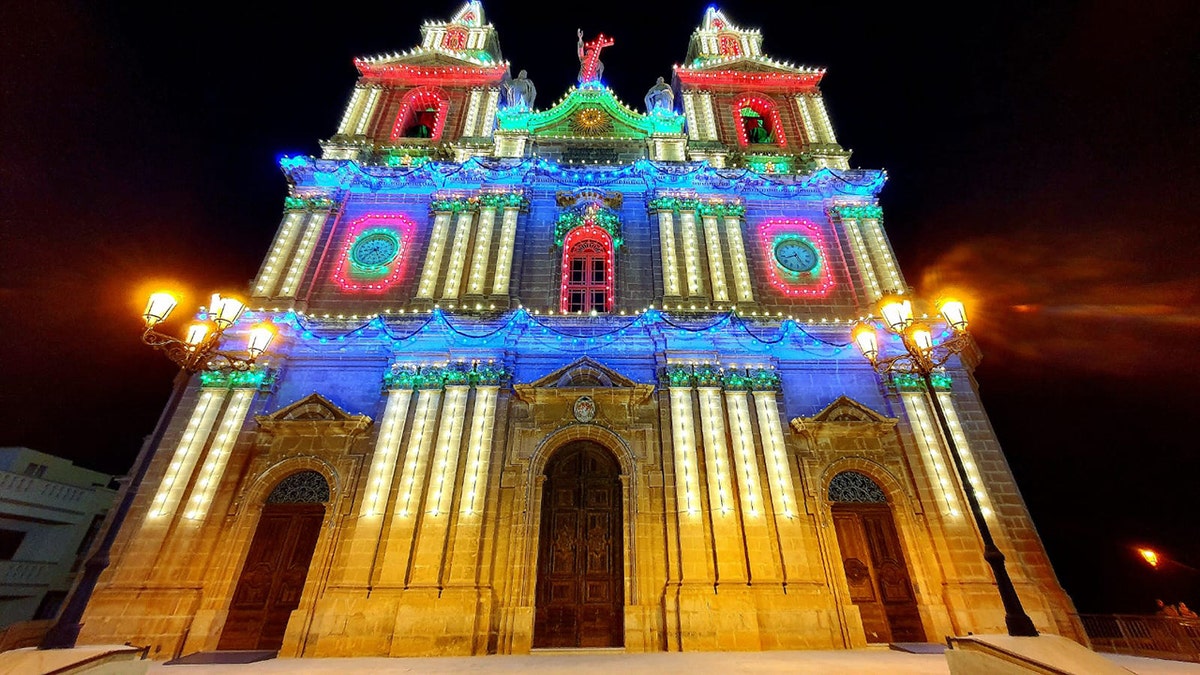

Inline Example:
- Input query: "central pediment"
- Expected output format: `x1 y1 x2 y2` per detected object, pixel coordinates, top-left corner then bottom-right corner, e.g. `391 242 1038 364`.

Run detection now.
514 357 654 405
496 84 684 139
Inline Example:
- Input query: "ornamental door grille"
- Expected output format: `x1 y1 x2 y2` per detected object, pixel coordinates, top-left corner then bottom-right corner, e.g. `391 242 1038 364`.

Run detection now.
829 472 925 644
218 471 327 652
534 442 624 648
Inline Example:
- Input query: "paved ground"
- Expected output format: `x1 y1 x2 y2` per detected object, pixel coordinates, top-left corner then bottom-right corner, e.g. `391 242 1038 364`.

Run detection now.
142 650 1200 674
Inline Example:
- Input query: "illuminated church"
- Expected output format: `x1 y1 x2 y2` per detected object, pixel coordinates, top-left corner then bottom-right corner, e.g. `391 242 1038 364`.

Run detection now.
81 4 1082 658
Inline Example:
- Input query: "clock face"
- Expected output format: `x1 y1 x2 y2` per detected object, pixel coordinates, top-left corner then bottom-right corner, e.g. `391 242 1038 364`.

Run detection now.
773 239 819 273
351 232 400 267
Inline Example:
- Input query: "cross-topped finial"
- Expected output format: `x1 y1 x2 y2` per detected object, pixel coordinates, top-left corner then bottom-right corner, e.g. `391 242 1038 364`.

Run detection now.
577 29 614 84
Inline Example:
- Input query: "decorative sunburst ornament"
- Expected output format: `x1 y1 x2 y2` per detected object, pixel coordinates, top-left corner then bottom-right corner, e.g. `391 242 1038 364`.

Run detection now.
570 107 613 136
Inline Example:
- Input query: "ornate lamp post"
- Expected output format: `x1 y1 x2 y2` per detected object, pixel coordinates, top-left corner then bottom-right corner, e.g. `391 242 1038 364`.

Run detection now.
851 295 1039 638
41 292 276 649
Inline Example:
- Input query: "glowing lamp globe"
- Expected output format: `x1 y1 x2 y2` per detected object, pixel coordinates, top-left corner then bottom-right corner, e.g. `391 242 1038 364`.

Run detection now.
184 322 211 347
143 292 177 327
246 323 276 359
1138 548 1159 568
879 296 913 333
938 298 968 332
851 322 879 363
907 323 934 353
210 294 247 329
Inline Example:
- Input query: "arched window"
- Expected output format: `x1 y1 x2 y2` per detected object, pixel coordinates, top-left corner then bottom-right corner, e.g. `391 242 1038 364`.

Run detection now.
560 226 615 314
828 471 887 504
717 33 741 57
442 26 468 51
389 87 449 142
733 94 786 147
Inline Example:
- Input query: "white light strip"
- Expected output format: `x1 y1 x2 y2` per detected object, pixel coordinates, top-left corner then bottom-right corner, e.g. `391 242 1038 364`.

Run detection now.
467 207 496 295
683 93 700 141
795 95 818 145
480 89 499 137
396 389 441 518
183 389 254 521
337 86 366 135
254 212 305 297
725 391 763 518
697 387 733 516
491 207 519 295
361 389 413 517
354 88 381 136
279 211 327 298
150 389 228 519
862 218 904 293
937 392 994 519
700 94 718 140
463 89 482 138
658 211 681 296
418 212 452 298
425 386 468 517
441 212 476 300
680 211 702 296
460 386 498 516
808 94 836 144
842 218 883 303
669 387 700 515
701 215 729 302
752 390 797 519
902 393 959 517
723 216 754 303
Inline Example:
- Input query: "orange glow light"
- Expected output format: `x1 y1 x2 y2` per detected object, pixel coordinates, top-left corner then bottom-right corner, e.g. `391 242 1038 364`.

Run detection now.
1138 548 1159 568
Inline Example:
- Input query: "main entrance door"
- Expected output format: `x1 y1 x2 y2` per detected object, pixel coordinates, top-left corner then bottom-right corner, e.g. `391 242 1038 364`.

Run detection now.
828 471 925 643
534 442 624 648
218 471 328 652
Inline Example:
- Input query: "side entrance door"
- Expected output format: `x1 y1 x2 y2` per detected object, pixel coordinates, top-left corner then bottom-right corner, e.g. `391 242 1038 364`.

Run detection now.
217 502 324 651
534 442 624 648
832 503 926 643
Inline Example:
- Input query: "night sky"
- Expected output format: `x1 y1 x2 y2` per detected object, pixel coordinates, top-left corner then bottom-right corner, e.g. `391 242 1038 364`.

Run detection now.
2 1 1197 616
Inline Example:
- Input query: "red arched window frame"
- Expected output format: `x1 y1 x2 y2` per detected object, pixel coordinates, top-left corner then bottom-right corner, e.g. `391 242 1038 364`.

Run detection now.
442 27 468 51
389 87 450 142
717 34 741 57
733 94 786 148
559 226 615 314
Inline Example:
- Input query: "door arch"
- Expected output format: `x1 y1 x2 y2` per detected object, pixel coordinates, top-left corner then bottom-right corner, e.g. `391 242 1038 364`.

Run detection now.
218 470 329 652
533 441 624 648
828 470 925 643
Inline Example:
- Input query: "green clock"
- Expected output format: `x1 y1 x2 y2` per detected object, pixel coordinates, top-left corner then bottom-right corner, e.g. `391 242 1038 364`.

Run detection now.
773 239 818 273
351 231 400 269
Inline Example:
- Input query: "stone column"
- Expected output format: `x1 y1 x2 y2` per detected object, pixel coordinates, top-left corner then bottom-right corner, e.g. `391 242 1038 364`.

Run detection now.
417 211 453 299
253 211 305 298
491 207 520 296
723 215 755 304
752 390 807 580
701 215 730 302
696 386 746 583
147 388 228 521
180 387 256 522
656 210 682 298
378 387 443 586
725 390 777 581
442 211 477 300
277 208 331 298
408 384 470 586
466 207 497 296
679 210 704 297
668 387 708 581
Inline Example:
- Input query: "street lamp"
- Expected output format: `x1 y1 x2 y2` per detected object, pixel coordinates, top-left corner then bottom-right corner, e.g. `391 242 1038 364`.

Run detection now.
41 291 276 650
852 294 1040 638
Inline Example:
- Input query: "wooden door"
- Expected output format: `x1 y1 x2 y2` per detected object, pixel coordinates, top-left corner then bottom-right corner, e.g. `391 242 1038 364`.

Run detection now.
218 503 324 651
832 503 925 643
534 443 624 648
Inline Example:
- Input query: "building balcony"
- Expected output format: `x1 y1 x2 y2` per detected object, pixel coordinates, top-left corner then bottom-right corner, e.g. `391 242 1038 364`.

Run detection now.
0 560 56 594
0 470 96 519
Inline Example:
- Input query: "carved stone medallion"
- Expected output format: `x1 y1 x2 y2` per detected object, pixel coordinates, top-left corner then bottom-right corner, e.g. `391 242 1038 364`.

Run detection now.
573 395 597 423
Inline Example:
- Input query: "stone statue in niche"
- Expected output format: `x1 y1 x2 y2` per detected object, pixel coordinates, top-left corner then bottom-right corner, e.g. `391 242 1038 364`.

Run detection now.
502 69 537 110
644 76 674 113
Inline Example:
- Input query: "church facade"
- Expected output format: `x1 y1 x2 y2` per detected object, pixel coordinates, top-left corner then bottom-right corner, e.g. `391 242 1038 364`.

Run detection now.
81 4 1082 659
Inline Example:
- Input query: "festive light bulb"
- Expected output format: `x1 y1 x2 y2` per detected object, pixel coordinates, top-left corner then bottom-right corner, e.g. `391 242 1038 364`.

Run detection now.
908 323 933 353
210 294 246 329
246 323 276 359
852 323 879 362
938 298 968 332
879 296 913 332
185 322 211 347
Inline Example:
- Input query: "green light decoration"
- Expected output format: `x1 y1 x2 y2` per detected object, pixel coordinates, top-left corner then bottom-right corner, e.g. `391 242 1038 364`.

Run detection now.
496 85 684 139
553 204 623 249
384 153 432 168
431 192 527 214
662 364 781 391
892 372 952 391
830 204 883 220
284 196 336 211
647 196 746 218
385 363 511 390
200 369 274 390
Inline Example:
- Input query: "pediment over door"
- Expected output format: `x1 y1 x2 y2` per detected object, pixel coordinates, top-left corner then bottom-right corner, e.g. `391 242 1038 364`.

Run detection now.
790 395 896 438
514 357 654 407
256 392 373 435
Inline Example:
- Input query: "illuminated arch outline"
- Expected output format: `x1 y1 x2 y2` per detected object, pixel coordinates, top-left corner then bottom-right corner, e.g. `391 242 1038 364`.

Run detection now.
332 213 417 292
559 225 616 313
389 87 450 141
734 93 787 148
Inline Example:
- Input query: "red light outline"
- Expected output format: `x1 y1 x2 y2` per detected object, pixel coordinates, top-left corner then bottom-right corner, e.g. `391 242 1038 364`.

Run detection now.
758 219 835 297
734 94 787 148
559 225 616 313
332 213 417 293
389 87 451 142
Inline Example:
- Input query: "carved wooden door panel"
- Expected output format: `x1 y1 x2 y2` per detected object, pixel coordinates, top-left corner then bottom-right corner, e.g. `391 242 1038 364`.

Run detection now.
534 443 624 648
218 503 324 651
860 506 925 642
832 503 925 644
